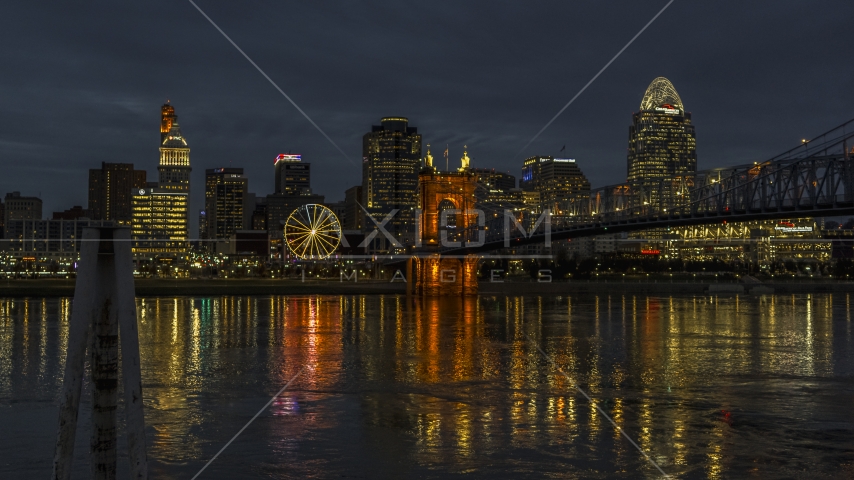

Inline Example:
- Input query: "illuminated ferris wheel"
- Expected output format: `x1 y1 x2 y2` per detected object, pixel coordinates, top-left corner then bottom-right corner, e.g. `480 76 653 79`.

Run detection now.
284 204 342 260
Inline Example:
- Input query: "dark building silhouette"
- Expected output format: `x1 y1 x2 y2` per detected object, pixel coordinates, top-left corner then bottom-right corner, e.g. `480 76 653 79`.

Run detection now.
343 185 363 230
251 198 267 231
88 162 147 224
52 206 90 220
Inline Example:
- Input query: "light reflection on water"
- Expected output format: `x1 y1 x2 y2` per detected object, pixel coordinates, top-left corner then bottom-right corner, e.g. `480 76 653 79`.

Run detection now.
0 294 852 478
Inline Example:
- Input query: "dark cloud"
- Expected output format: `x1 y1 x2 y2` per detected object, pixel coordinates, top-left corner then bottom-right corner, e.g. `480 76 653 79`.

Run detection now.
1 1 852 228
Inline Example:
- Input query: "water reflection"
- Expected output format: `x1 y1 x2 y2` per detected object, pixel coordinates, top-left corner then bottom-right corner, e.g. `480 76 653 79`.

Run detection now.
0 294 852 478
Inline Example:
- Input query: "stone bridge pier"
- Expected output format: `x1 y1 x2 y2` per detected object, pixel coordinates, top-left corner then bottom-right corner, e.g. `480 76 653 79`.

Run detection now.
406 254 479 296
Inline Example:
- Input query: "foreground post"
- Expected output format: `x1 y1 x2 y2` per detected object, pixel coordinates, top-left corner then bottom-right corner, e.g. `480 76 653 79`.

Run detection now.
53 227 148 480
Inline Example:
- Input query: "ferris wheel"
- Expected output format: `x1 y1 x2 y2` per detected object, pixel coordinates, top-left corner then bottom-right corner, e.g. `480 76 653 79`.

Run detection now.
283 204 342 260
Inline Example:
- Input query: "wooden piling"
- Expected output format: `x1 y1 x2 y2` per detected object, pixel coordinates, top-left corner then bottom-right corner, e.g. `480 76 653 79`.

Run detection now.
115 228 149 479
52 227 148 479
52 228 100 480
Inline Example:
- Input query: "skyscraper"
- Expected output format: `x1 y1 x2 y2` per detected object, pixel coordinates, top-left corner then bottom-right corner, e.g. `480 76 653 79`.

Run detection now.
204 168 251 241
88 162 147 224
274 154 311 195
520 156 590 213
130 103 190 255
362 117 422 249
627 77 697 208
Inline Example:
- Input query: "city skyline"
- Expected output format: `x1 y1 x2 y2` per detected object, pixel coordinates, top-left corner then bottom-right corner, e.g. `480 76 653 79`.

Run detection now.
1 2 852 226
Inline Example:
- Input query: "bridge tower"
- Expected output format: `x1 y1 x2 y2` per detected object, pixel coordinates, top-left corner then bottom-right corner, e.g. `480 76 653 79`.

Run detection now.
407 146 479 296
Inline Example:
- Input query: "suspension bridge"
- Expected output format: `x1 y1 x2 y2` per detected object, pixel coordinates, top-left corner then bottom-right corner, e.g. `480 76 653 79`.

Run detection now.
449 117 854 254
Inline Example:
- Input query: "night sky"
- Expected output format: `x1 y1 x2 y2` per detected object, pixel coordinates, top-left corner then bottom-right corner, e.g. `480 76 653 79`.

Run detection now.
1 1 852 229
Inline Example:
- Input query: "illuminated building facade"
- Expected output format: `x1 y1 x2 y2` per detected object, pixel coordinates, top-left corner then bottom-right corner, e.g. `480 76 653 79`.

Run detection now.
274 154 311 195
158 110 191 193
520 156 590 213
597 218 832 266
130 102 191 256
131 187 189 255
203 168 251 241
362 117 422 250
87 162 147 224
627 77 696 207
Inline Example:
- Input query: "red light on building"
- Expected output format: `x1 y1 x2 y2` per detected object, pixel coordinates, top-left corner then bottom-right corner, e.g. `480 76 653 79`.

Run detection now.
275 154 301 164
641 249 660 255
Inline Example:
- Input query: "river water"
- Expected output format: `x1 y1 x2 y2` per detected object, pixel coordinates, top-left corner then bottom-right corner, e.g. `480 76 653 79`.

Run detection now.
1 294 853 479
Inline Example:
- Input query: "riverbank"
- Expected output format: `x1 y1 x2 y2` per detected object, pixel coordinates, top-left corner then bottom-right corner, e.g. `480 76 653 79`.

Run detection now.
1 278 853 297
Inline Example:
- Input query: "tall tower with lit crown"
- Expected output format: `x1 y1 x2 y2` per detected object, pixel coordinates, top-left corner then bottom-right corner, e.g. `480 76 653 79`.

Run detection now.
627 77 696 208
130 102 191 256
158 121 191 193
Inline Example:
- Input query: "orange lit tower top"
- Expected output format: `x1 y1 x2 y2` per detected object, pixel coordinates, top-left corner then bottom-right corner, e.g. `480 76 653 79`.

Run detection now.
161 101 176 142
158 102 191 193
